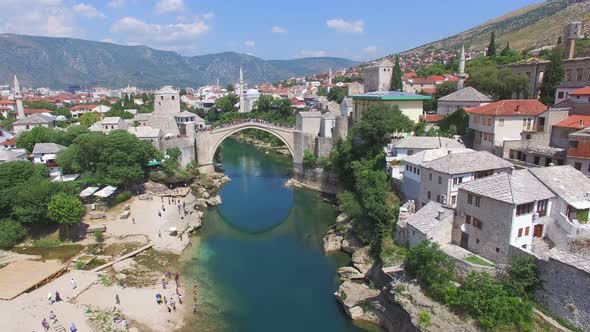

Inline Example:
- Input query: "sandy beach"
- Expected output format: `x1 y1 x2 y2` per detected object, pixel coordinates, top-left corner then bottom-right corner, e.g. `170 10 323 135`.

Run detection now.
0 184 208 332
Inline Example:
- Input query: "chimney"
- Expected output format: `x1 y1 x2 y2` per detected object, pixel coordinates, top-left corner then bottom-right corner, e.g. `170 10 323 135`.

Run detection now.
515 104 520 113
580 120 585 127
437 210 445 221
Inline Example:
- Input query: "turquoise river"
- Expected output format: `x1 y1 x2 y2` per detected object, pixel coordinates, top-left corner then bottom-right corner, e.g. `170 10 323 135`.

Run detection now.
180 138 377 332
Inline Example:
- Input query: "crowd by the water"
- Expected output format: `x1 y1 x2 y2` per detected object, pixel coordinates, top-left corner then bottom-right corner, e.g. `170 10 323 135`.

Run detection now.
39 278 81 332
196 118 293 132
156 271 200 316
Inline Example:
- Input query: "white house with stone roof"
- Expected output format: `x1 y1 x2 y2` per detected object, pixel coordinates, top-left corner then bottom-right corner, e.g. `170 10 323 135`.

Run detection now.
32 143 66 174
453 169 555 263
396 201 455 247
436 87 493 116
12 113 55 134
127 126 162 150
401 148 514 209
89 117 129 133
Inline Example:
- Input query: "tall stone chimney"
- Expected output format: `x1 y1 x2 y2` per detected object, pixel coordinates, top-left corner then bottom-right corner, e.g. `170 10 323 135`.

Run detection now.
564 21 583 60
13 75 25 119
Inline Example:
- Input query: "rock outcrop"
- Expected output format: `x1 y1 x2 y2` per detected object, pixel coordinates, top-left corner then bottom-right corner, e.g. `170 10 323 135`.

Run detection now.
323 232 343 252
206 195 222 206
352 246 375 276
337 266 365 280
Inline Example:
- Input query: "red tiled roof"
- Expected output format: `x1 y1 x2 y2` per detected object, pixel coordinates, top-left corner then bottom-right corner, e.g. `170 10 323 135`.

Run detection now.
465 100 547 116
70 104 97 111
570 86 590 96
0 100 16 105
446 76 459 82
427 75 446 81
553 115 590 129
3 138 16 146
421 88 436 94
423 114 444 123
409 78 436 84
25 109 51 114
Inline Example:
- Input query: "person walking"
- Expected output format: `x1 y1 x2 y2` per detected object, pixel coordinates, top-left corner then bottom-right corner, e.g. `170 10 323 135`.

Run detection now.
55 291 61 302
47 293 53 305
69 322 77 332
70 278 77 289
158 229 162 238
161 278 167 289
115 294 120 305
193 303 198 315
49 311 57 324
42 319 49 331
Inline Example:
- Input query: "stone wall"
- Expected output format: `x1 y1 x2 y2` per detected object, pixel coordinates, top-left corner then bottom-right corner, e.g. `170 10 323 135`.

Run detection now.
293 167 342 194
315 137 333 159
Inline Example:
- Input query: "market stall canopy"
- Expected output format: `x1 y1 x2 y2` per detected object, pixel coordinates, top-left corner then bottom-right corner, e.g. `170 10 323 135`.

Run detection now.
52 174 80 182
93 186 118 198
79 186 99 198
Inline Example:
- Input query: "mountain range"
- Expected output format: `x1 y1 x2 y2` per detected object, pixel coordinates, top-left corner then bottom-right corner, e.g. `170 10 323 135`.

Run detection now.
403 0 590 54
0 34 358 89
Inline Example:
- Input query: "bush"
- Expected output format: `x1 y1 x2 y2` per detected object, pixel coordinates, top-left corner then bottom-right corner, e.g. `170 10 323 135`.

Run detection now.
303 149 318 169
0 219 26 248
113 191 132 205
94 230 104 243
502 256 542 300
404 241 455 301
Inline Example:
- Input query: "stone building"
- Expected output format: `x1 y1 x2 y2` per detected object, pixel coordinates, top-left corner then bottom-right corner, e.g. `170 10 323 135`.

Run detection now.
153 86 181 116
453 169 555 263
89 117 129 133
401 148 513 209
396 201 454 248
362 59 393 93
437 87 493 116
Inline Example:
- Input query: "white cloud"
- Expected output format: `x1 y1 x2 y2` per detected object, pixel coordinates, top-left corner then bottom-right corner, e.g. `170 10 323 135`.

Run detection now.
155 0 185 14
363 45 377 54
73 3 105 18
110 16 210 52
326 18 364 33
301 50 327 57
271 26 287 34
0 0 79 37
107 0 125 8
244 40 255 48
101 38 114 43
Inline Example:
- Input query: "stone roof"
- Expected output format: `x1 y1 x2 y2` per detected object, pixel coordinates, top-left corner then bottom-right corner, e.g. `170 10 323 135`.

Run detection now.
134 113 151 121
438 87 493 103
529 165 590 209
406 201 454 235
127 126 161 138
403 149 513 175
13 113 53 125
0 150 27 162
394 136 465 150
459 169 555 205
101 117 122 125
147 115 180 136
298 111 323 118
549 248 590 274
156 86 177 94
32 142 66 154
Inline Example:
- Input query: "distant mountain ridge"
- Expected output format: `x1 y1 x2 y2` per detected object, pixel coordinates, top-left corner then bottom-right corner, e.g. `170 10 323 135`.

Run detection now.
0 34 358 89
402 0 590 54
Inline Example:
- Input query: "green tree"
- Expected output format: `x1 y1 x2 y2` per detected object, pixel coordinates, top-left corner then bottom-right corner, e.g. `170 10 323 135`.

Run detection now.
0 219 26 248
337 191 363 219
255 95 275 112
79 112 101 127
226 84 235 92
53 107 72 119
215 95 239 113
47 193 85 227
16 126 57 152
437 108 470 136
390 55 403 91
502 256 543 300
179 89 187 96
500 41 511 56
487 31 496 57
302 149 318 168
539 47 564 106
327 86 347 103
466 65 528 99
417 63 447 77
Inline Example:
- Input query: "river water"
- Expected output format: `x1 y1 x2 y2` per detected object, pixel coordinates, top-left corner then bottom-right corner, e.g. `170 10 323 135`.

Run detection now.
181 138 374 332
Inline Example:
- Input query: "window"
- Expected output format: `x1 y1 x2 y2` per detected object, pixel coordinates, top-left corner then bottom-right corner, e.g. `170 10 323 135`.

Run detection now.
476 238 480 244
566 69 572 81
467 194 473 205
438 176 442 184
545 158 552 167
516 202 534 216
575 162 582 171
472 218 482 229
466 215 472 224
533 156 540 165
498 118 504 127
495 247 500 253
577 69 583 81
417 168 421 175
436 194 441 203
558 159 565 165
172 95 175 100
570 140 579 148
407 149 414 155
453 177 463 185
558 91 564 99
525 226 530 236
518 228 523 237
429 173 432 181
451 195 457 205
475 196 481 207
406 165 410 171
427 191 431 199
537 199 548 217
160 96 164 100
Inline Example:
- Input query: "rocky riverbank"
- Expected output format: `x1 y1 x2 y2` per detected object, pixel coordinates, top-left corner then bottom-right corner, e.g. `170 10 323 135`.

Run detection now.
324 213 479 332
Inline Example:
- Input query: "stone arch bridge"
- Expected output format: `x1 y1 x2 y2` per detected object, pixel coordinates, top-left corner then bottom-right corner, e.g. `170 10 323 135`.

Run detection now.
195 119 303 173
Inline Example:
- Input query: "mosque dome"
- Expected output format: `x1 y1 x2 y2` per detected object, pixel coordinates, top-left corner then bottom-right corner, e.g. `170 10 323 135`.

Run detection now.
246 88 260 96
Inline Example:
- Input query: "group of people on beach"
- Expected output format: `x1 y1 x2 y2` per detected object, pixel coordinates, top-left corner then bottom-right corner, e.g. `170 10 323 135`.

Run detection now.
156 271 200 316
40 278 78 331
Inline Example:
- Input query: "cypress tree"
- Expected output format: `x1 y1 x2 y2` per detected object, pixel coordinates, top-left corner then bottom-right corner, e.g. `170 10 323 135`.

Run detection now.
487 32 497 57
500 42 511 56
557 36 562 45
539 48 564 106
390 55 403 91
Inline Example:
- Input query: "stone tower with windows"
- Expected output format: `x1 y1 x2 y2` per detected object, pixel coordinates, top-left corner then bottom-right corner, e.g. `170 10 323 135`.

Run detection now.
153 86 180 116
362 58 394 92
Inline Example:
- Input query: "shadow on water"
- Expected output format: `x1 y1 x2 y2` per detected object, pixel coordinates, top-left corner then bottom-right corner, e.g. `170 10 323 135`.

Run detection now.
180 138 377 332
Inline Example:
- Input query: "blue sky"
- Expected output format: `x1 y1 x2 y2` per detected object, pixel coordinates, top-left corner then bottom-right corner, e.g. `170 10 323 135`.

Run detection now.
0 0 541 60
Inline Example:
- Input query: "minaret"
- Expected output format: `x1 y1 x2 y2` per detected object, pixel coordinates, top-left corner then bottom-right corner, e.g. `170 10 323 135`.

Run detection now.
13 75 25 119
216 78 219 90
457 45 466 90
239 66 246 113
328 67 332 85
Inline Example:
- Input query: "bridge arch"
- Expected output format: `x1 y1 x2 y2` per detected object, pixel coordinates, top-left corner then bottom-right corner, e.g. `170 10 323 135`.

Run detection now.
196 121 297 173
